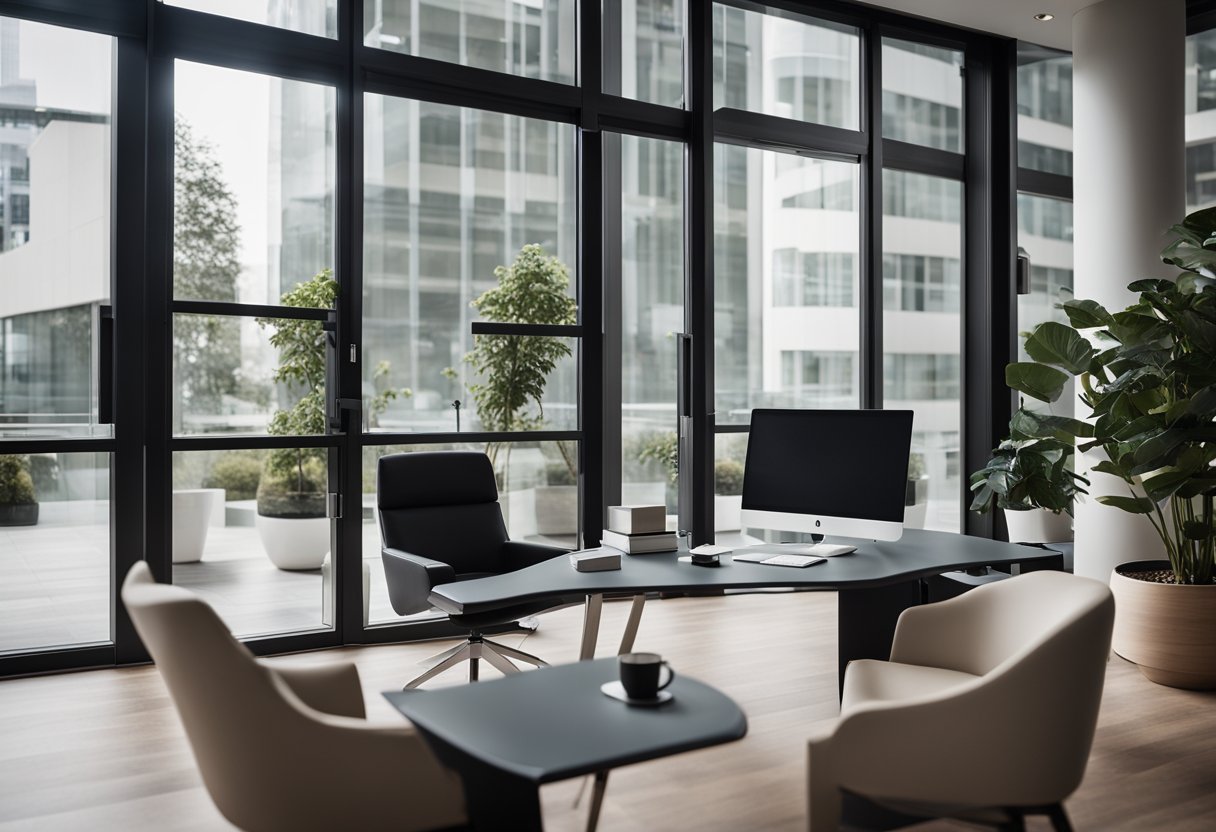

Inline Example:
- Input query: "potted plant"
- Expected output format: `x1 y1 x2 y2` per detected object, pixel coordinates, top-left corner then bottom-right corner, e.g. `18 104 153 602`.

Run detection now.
969 408 1089 543
0 454 38 526
464 244 578 532
638 431 679 513
996 206 1216 688
256 271 407 570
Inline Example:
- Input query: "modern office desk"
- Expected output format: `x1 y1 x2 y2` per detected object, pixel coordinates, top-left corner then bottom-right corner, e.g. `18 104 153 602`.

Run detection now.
384 658 747 831
428 529 1063 691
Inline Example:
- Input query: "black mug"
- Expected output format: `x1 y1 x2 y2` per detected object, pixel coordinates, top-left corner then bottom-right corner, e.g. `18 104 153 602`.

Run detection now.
619 652 675 700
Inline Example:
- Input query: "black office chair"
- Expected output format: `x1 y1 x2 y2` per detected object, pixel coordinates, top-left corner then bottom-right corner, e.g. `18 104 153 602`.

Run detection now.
378 451 571 689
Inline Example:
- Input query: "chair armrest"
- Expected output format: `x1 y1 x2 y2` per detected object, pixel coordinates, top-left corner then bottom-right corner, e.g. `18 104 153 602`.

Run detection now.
501 539 570 571
382 547 456 616
264 660 367 720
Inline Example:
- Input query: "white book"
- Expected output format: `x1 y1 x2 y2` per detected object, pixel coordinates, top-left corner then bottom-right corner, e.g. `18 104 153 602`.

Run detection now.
601 528 678 554
607 504 668 535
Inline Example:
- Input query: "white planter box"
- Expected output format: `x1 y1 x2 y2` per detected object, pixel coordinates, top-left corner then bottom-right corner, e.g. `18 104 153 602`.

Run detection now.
714 494 742 532
172 489 223 564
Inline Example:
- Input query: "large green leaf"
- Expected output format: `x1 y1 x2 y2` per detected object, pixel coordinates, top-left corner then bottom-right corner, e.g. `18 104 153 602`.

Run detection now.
1177 272 1216 295
1005 362 1068 403
1142 467 1201 501
1095 495 1157 514
1023 322 1095 374
1061 299 1113 329
1009 408 1094 441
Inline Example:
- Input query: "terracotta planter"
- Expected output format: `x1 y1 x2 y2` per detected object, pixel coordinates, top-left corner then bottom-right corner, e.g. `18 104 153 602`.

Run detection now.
1110 559 1216 690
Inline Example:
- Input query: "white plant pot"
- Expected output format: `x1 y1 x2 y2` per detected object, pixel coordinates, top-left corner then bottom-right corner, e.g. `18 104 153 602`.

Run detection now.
714 494 742 532
1003 507 1073 544
255 514 330 571
172 489 223 564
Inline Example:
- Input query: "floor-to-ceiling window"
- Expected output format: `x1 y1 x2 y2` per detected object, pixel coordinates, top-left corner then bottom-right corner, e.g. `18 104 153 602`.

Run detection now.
0 0 1025 674
0 18 114 658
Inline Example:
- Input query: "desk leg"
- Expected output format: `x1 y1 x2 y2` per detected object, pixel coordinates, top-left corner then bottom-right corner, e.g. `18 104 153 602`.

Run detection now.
586 771 610 832
836 580 922 699
580 594 603 661
618 595 647 655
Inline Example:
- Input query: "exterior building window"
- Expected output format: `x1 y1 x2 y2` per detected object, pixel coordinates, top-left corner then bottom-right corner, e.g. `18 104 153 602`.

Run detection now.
882 254 960 312
772 250 855 307
780 350 855 400
883 353 960 400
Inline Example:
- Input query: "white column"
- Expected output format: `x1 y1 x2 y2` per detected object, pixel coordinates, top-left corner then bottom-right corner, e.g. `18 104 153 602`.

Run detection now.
1072 0 1185 581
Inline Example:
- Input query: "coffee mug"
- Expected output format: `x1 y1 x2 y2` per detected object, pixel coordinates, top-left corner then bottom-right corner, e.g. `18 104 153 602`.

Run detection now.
619 652 675 700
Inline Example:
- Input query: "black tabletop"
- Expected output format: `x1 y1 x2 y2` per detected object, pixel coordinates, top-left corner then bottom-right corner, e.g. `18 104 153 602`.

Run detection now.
428 528 1054 616
383 658 747 783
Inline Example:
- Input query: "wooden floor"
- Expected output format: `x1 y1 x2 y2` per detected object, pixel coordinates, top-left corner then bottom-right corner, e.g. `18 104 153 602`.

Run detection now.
0 590 1213 831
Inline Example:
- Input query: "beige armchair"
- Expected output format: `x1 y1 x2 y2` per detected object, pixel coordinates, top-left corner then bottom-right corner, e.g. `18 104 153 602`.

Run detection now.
808 570 1114 832
121 562 467 832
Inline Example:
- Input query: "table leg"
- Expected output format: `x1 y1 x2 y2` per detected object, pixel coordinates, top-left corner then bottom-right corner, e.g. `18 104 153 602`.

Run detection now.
617 594 647 655
586 771 610 832
580 593 603 661
836 580 922 699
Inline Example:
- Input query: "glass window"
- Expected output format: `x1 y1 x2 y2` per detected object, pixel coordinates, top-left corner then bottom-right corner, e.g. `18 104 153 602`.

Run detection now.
713 3 861 130
172 449 333 638
0 452 111 654
1187 29 1216 211
1017 53 1073 175
173 62 336 438
363 94 578 434
1016 194 1074 414
883 169 962 532
621 136 684 514
714 145 860 423
0 20 112 440
364 0 577 86
882 38 964 153
164 1 337 38
608 0 684 108
174 61 335 306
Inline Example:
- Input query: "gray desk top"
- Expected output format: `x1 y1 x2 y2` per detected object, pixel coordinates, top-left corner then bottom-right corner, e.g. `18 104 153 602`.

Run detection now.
383 658 747 783
429 528 1054 616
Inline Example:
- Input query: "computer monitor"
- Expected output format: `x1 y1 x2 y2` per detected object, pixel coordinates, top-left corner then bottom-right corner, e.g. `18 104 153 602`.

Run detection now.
740 409 914 542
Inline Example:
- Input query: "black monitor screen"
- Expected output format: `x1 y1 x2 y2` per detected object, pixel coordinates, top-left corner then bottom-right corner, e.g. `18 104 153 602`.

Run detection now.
741 409 914 523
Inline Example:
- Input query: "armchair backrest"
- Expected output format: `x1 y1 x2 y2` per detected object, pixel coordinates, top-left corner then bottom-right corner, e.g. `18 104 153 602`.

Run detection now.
121 562 326 827
377 451 509 575
886 570 1115 801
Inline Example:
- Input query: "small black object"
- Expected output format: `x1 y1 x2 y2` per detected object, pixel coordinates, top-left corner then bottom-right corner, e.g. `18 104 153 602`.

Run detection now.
690 552 720 567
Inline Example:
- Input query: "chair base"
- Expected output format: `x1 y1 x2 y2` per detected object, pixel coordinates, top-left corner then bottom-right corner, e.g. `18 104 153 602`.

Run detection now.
845 792 1074 832
404 633 548 689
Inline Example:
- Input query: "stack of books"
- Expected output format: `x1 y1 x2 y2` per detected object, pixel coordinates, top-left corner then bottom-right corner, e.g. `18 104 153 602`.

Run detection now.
601 505 678 554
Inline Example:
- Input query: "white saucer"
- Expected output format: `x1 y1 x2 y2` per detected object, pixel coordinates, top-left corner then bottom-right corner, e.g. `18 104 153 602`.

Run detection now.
600 680 674 707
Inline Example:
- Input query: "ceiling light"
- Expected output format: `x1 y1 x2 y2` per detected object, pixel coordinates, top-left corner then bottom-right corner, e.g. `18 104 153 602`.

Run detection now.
1034 13 1055 21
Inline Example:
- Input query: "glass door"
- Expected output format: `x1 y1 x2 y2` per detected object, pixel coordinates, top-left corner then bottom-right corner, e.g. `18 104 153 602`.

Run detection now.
167 59 340 641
